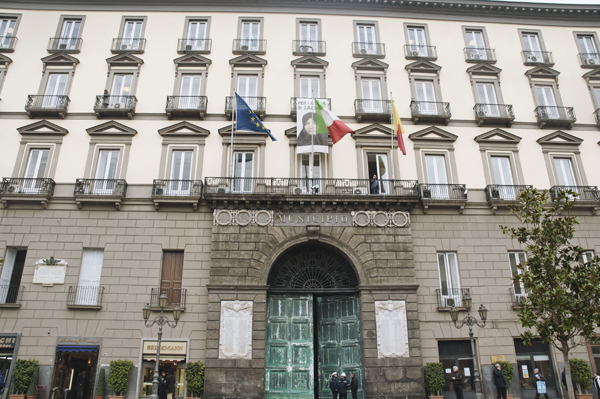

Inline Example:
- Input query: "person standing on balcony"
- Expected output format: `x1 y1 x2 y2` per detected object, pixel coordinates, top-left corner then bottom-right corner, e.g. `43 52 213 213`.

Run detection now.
370 175 380 194
452 366 464 399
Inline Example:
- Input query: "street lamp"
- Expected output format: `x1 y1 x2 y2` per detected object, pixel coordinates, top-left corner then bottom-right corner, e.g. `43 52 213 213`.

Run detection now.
143 293 182 399
450 296 488 399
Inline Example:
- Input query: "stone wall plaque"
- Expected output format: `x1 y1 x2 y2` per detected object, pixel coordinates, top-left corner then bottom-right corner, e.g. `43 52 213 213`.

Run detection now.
375 300 409 358
32 259 68 286
219 300 253 359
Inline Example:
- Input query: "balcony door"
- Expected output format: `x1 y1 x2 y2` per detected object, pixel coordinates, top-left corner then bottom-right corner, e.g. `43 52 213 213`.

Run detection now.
24 149 49 193
59 19 81 49
169 150 193 195
237 75 258 109
595 88 600 108
94 150 119 194
300 153 321 193
425 154 449 199
522 33 543 61
76 249 104 306
187 21 207 50
437 253 462 307
415 80 437 114
241 21 260 51
110 74 133 108
161 251 184 306
232 151 254 193
300 76 320 98
361 79 382 113
509 252 527 304
0 249 26 304
367 153 389 194
553 158 577 189
535 86 559 119
465 30 486 59
476 83 499 117
490 156 515 200
122 20 143 50
299 22 318 51
43 73 68 108
356 24 376 54
0 18 16 48
577 35 600 64
407 27 427 56
179 75 201 109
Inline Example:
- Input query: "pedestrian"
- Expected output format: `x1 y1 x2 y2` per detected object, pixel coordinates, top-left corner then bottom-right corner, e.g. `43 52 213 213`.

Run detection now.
0 370 5 396
329 372 339 399
76 370 88 399
339 373 349 399
493 363 507 399
593 372 600 393
165 370 176 399
452 366 464 399
158 371 167 399
533 368 550 399
562 369 579 396
370 175 380 194
350 372 358 399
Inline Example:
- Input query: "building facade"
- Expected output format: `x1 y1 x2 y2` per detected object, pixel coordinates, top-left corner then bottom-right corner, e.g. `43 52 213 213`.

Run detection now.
0 1 599 399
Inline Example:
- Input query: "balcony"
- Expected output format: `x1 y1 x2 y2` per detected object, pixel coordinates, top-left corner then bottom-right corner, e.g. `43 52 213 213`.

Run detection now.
0 285 24 308
509 287 528 309
290 97 331 118
521 50 554 66
152 179 203 211
485 185 533 213
232 39 266 55
550 186 599 213
150 287 186 310
225 96 266 119
420 183 467 213
74 179 128 210
292 40 326 56
435 288 470 310
463 47 496 63
47 37 82 53
0 36 17 52
410 101 451 125
534 106 576 129
0 178 55 208
578 52 600 68
165 96 208 119
111 38 146 54
403 45 437 60
177 38 211 54
94 95 137 119
66 286 105 309
25 95 70 119
594 108 600 127
352 42 385 58
474 103 515 127
354 99 392 122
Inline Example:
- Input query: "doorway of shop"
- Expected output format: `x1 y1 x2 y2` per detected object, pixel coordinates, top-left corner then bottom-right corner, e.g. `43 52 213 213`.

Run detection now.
50 346 99 399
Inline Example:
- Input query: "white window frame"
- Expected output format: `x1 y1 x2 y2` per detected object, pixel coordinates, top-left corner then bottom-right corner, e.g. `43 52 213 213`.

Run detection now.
232 150 255 193
117 17 146 50
353 20 380 55
182 17 211 51
436 252 462 307
237 17 264 51
0 14 21 50
53 15 85 50
574 31 600 65
509 252 528 303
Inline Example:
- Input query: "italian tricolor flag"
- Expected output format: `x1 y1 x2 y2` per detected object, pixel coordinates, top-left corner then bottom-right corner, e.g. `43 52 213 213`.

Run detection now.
315 99 354 144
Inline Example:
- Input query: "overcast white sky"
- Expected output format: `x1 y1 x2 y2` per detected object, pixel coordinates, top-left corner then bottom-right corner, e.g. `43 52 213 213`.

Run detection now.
487 0 600 4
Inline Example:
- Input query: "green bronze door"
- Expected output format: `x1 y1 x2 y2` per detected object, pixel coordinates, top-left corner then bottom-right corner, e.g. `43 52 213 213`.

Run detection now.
317 295 363 399
266 295 314 399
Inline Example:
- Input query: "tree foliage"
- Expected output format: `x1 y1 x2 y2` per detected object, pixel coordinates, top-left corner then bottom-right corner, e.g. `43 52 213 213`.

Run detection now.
424 362 445 396
12 359 38 395
569 358 593 391
107 360 134 396
501 188 600 398
185 361 205 397
95 368 106 398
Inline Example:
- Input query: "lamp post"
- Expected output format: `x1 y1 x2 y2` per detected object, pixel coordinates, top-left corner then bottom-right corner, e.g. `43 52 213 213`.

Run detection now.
143 293 182 399
450 295 488 399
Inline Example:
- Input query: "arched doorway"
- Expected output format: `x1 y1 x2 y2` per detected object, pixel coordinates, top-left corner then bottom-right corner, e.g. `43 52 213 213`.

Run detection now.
265 244 362 399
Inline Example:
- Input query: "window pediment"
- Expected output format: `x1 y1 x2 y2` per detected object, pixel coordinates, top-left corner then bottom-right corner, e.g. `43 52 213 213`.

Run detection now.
41 53 79 67
219 125 268 145
409 126 457 143
466 62 502 77
86 120 137 136
351 58 388 71
525 65 560 80
173 54 212 69
583 68 600 82
158 121 210 138
537 130 583 146
291 55 329 69
353 123 398 147
106 53 144 68
0 54 12 67
17 120 69 136
229 54 267 68
405 60 441 75
474 128 521 144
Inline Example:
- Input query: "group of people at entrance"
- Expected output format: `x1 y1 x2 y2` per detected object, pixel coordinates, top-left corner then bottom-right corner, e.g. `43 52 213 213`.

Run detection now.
329 372 358 399
156 370 176 399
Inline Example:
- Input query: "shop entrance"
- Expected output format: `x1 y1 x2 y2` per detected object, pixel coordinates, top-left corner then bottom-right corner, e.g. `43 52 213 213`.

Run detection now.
514 339 558 399
140 341 187 399
264 244 362 399
50 346 99 399
438 340 476 399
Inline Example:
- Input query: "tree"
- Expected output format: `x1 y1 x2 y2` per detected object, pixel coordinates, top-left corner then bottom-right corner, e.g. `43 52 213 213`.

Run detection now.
501 188 600 398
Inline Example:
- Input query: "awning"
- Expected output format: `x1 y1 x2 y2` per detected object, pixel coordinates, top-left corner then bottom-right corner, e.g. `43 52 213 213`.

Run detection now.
143 355 186 362
56 345 99 353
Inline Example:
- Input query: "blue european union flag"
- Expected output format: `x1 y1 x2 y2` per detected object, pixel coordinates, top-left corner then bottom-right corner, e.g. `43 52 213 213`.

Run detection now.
235 93 276 141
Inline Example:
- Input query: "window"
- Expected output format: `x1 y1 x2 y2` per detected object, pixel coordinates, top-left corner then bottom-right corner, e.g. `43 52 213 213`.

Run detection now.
425 154 449 199
237 75 258 108
361 78 383 112
93 149 120 194
241 20 261 50
52 16 84 51
407 26 427 56
233 151 254 193
415 80 437 114
109 73 133 107
406 61 447 122
122 20 143 50
519 29 552 64
0 248 26 304
178 75 201 108
595 87 600 108
583 251 595 263
356 23 376 54
367 153 390 194
537 131 587 189
161 251 184 307
20 148 50 193
462 27 492 61
575 33 600 65
476 83 499 116
553 158 576 187
535 85 559 118
437 252 462 307
0 16 18 50
77 249 103 306
409 126 459 188
490 156 516 199
509 252 527 302
300 76 320 98
185 19 209 51
168 150 193 194
42 73 68 107
298 20 319 50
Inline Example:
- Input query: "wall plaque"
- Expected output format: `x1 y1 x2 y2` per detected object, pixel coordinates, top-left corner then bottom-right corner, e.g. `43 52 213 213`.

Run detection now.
375 300 409 358
274 212 352 226
219 300 253 359
32 259 68 286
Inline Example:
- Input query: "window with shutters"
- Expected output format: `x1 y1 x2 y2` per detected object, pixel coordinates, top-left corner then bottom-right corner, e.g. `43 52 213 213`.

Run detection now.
161 251 184 307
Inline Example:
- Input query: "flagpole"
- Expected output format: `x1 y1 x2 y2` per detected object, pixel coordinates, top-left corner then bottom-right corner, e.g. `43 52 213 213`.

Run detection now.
390 92 396 181
230 91 236 181
310 91 315 187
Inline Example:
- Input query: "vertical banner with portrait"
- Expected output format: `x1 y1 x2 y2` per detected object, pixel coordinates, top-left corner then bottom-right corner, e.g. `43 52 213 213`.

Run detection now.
296 98 328 154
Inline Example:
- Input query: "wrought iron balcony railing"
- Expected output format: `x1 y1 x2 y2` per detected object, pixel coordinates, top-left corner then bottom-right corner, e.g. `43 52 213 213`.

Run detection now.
0 36 17 52
225 96 266 117
150 287 186 309
410 101 451 124
74 179 128 196
177 38 212 53
522 50 553 65
0 285 24 305
534 106 576 128
549 186 599 202
354 99 392 121
404 45 437 59
204 177 420 197
594 108 600 125
152 180 203 197
436 288 470 309
509 286 528 307
94 95 137 111
67 286 105 307
48 37 82 52
165 96 208 119
292 40 326 55
463 47 496 62
578 52 600 67
232 39 266 54
111 37 146 53
420 183 467 200
25 95 70 118
352 42 385 58
290 97 331 117
1 178 55 196
474 103 515 126
485 185 533 202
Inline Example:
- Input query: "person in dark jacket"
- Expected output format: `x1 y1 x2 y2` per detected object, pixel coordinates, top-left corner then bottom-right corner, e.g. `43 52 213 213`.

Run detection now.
534 368 550 399
338 373 349 399
594 371 600 393
329 372 339 399
350 373 358 399
493 363 507 399
165 370 176 399
76 370 88 399
157 371 167 399
370 175 380 194
452 366 464 399
0 370 5 395
562 369 579 396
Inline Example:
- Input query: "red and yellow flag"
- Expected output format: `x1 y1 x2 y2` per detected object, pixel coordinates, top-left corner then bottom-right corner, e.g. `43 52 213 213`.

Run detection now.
392 100 406 155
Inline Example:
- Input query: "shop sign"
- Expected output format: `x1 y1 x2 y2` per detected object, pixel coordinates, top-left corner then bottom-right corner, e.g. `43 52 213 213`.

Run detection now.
274 212 352 226
58 337 100 344
0 336 16 349
143 341 187 355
